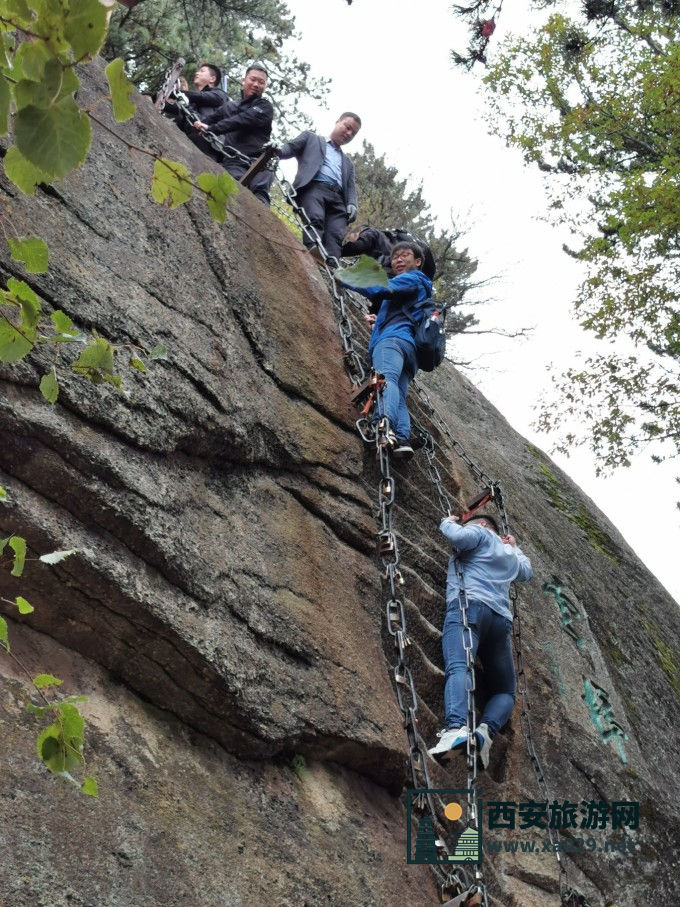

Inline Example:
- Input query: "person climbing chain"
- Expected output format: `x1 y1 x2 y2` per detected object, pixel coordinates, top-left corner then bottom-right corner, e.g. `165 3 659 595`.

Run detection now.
428 513 533 768
338 241 433 459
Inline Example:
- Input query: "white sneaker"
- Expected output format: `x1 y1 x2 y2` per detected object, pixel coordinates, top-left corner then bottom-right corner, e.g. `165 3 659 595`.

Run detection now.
474 723 492 770
428 726 468 764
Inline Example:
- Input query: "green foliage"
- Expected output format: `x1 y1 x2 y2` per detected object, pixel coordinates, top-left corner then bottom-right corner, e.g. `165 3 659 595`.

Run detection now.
336 255 390 290
290 753 310 781
482 3 680 469
1 532 95 794
104 0 328 133
151 159 193 208
0 616 9 651
9 534 26 576
105 56 137 122
9 236 49 273
39 368 59 404
196 171 240 222
16 596 34 614
351 142 498 343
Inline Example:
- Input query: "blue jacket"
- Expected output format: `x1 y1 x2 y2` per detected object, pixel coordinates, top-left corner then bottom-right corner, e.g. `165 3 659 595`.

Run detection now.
440 518 533 622
344 269 433 359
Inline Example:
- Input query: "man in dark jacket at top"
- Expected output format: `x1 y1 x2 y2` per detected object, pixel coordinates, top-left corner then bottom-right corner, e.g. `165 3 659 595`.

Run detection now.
194 63 274 205
278 113 361 260
165 63 226 157
341 224 393 272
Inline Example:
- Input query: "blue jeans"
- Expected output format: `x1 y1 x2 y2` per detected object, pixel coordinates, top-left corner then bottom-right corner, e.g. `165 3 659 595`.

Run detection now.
442 598 516 736
370 335 417 440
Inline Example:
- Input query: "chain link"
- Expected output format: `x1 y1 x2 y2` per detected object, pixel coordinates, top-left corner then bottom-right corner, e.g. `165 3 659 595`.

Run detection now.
263 166 582 906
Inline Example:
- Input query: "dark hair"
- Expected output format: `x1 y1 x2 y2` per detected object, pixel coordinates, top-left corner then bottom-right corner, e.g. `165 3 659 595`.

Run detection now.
461 513 500 534
391 241 424 265
338 111 362 127
199 63 222 86
246 62 269 77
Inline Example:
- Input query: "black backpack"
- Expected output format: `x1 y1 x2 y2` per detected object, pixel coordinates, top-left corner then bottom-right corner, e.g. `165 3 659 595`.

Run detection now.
403 301 448 372
381 228 437 280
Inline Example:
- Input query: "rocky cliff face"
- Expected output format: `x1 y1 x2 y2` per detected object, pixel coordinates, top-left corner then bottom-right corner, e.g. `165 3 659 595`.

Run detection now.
1 62 679 907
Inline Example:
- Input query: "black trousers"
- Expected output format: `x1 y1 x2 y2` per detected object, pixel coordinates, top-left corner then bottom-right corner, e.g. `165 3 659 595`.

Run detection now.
223 159 274 207
295 181 348 258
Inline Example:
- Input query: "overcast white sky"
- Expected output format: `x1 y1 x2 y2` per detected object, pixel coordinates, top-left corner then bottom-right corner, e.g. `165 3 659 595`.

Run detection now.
278 0 679 604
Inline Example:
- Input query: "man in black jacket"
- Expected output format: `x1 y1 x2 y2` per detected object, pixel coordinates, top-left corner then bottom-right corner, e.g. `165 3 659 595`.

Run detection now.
278 113 361 260
194 63 274 205
165 63 226 158
341 224 393 271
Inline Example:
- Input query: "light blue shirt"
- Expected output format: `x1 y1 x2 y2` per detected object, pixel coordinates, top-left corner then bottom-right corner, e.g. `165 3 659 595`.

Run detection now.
440 518 533 622
315 139 343 187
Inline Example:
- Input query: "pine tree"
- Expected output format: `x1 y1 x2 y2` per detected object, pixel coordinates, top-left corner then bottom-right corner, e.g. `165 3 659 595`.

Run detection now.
104 0 328 130
453 1 680 470
352 142 510 343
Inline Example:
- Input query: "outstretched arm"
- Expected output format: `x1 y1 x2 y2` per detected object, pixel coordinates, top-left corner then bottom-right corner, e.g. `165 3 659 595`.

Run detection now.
439 516 486 552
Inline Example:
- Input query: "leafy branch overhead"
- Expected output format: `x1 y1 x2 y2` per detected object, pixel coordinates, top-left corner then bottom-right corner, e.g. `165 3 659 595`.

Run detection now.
0 526 95 796
458 0 680 469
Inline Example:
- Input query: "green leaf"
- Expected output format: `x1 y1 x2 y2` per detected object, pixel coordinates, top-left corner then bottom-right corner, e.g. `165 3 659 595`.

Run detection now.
2 146 51 195
151 159 193 208
149 344 168 361
335 255 390 289
9 535 27 577
39 548 77 565
64 0 109 60
14 58 64 110
105 58 136 123
14 63 79 111
37 705 85 774
129 356 147 373
0 536 9 554
37 724 65 773
26 695 88 716
33 673 63 689
8 277 42 330
16 596 34 615
9 237 49 274
0 486 6 502
0 73 10 135
196 171 239 222
0 321 32 362
4 0 31 24
102 373 123 391
59 703 84 747
39 369 59 404
0 616 9 652
72 338 115 381
51 311 74 333
11 39 51 82
81 776 98 797
14 97 92 180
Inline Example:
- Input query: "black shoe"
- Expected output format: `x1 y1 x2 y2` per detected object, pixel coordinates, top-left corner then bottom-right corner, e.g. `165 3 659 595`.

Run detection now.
392 438 414 460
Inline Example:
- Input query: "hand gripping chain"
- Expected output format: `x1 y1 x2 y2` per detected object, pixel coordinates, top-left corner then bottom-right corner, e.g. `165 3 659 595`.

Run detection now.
254 159 588 906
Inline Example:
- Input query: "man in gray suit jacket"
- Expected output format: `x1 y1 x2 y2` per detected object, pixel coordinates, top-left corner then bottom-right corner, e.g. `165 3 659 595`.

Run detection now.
278 112 361 260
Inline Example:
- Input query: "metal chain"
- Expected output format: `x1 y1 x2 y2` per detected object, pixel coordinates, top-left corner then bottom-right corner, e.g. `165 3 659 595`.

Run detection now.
269 171 582 906
274 170 366 386
494 489 587 906
169 93 256 167
411 392 584 905
376 410 475 902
